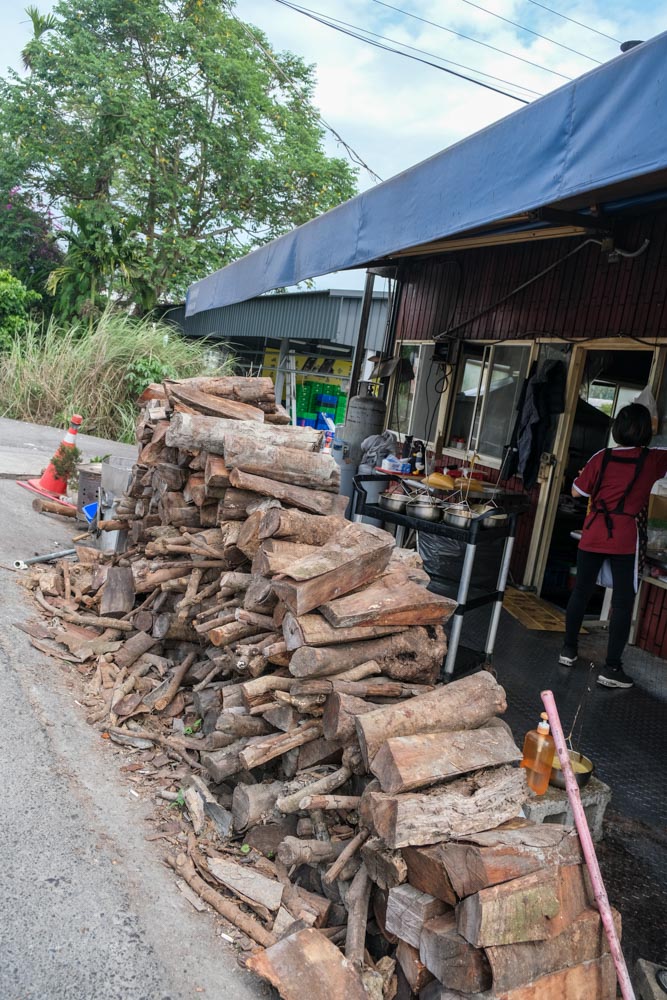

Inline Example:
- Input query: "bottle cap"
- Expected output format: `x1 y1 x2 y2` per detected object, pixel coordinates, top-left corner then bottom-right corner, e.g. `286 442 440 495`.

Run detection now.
537 711 550 734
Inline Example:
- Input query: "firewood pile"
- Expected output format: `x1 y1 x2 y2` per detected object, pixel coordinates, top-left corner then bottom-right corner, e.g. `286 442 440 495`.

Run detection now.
19 375 619 999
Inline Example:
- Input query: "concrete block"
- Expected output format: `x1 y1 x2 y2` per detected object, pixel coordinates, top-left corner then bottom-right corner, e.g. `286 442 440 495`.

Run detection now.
521 775 611 842
635 958 667 1000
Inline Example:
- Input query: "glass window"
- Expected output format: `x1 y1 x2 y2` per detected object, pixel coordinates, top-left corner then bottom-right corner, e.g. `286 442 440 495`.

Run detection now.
389 343 443 445
449 343 530 461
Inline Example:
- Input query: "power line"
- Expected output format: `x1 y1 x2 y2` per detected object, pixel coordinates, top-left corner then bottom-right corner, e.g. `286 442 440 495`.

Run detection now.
229 9 384 182
368 0 573 80
455 0 605 62
273 0 535 103
523 0 622 44
287 5 545 97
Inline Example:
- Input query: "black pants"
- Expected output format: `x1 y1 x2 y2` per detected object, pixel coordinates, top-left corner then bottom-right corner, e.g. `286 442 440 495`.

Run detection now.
564 549 636 667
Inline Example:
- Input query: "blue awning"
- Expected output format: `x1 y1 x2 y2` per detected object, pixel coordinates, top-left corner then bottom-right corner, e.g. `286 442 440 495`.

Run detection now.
186 32 667 317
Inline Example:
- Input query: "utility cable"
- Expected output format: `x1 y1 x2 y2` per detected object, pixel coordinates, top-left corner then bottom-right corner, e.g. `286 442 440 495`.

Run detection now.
523 0 622 44
367 0 573 80
290 6 545 98
451 0 604 63
229 9 383 182
273 0 533 103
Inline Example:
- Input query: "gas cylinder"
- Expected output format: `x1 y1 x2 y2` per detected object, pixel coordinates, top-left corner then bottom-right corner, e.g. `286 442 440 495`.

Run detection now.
342 382 386 465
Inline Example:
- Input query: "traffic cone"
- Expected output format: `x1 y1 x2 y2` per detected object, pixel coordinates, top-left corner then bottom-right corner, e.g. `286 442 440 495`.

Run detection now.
19 414 83 505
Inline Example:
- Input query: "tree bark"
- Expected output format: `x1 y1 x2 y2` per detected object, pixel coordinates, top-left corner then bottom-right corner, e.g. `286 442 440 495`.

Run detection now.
322 692 378 743
230 468 348 516
223 433 340 492
282 611 404 650
321 576 457 628
275 765 351 814
166 412 322 455
259 508 346 544
355 669 506 767
289 628 446 686
345 865 371 968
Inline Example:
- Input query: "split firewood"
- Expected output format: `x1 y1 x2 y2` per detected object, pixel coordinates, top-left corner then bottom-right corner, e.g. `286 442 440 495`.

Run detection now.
154 653 197 712
246 927 367 1000
282 612 404 650
206 856 283 912
223 433 340 492
239 721 323 770
166 383 266 423
275 765 351 814
259 508 346 544
322 828 370 887
229 469 348 517
419 913 491 994
360 836 408 891
165 854 275 947
355 669 507 767
252 540 321 577
299 794 361 811
344 864 371 968
385 883 449 949
288 629 445 684
276 838 346 867
320 575 456 628
166 413 322 454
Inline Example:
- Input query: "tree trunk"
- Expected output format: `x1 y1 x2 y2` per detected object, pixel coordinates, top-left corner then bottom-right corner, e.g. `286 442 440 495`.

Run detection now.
361 764 529 849
166 412 322 455
223 433 340 492
229 468 348 517
259 508 346 544
289 628 447 686
283 611 404 650
355 669 506 767
370 725 522 794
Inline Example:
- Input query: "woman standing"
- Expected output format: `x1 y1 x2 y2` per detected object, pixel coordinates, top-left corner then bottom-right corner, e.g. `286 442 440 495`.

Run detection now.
560 403 667 688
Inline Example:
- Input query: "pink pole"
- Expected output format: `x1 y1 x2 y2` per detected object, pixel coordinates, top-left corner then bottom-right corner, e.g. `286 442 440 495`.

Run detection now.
541 689 635 1000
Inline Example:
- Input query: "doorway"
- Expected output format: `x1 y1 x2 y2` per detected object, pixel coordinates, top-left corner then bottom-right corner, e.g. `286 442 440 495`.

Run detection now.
540 347 654 608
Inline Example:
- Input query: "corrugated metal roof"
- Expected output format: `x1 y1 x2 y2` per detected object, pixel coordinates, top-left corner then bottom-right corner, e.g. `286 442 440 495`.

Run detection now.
163 289 389 352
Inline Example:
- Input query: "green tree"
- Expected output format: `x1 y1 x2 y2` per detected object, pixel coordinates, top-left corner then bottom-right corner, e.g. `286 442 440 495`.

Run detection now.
0 0 357 315
0 269 41 349
0 170 62 300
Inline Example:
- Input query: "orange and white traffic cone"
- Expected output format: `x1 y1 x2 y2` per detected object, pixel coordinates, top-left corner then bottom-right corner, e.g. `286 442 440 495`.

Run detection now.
19 414 83 505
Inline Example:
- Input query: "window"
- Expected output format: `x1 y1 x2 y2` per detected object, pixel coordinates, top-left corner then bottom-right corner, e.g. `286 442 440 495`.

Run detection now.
389 343 443 444
448 343 531 461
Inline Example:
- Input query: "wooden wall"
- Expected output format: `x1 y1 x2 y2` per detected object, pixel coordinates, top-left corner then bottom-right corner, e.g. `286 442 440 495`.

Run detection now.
395 210 667 343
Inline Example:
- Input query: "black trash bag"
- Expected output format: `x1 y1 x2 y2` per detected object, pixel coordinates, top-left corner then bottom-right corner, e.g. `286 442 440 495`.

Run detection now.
417 531 507 599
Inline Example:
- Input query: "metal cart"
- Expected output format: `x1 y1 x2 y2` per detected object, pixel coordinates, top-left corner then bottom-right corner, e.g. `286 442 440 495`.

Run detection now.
352 474 526 678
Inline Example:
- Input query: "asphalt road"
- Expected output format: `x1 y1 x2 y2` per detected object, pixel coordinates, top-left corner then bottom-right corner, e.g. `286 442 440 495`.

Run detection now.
0 442 265 999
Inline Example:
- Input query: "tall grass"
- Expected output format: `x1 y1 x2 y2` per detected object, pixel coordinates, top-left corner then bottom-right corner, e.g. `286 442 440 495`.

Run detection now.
0 308 234 442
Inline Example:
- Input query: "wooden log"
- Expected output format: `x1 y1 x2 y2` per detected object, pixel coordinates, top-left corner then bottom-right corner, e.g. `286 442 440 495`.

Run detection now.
297 737 344 771
300 794 360 811
275 766 351 814
207 856 283 911
200 736 264 782
396 940 433 994
218 487 255 520
321 573 456 628
283 612 404 650
166 413 322 454
232 781 284 832
322 828 370 886
385 883 448 949
240 673 293 709
31 496 77 518
277 837 345 867
243 574 278 614
434 823 583 899
168 375 275 405
223 433 340 492
356 670 506 767
236 509 266 560
204 453 231 492
457 863 591 947
167 383 265 422
99 566 136 617
154 653 196 712
239 721 322 770
294 677 432 699
246 927 367 1000
113 631 157 670
209 621 263 648
289 628 446 685
401 845 457 905
230 468 348 516
371 726 522 794
485 906 620 994
345 864 371 968
362 764 529 850
165 853 274 947
322 692 378 743
419 913 491 994
272 526 395 617
216 712 272 738
360 836 408 891
253 540 321 578
264 404 291 425
259 508 346 544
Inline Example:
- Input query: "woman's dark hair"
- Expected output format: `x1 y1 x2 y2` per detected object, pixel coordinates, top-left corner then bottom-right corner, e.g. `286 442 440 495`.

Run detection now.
612 403 653 447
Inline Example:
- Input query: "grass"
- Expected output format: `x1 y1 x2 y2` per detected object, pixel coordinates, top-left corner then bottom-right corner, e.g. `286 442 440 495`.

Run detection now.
0 308 234 442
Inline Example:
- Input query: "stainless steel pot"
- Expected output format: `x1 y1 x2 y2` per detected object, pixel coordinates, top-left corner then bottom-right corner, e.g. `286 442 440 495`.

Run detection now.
408 498 442 522
473 503 509 529
442 504 474 529
380 491 410 513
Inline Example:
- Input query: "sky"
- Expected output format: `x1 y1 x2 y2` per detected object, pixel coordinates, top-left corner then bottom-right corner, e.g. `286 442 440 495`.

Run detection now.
0 0 665 291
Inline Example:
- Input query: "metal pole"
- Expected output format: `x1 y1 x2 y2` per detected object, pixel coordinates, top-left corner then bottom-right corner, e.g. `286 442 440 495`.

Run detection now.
274 338 289 407
346 271 375 415
485 534 515 658
14 548 76 570
541 689 636 1000
443 540 477 677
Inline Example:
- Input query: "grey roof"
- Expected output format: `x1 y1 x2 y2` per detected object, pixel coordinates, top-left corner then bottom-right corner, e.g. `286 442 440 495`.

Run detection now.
163 288 389 352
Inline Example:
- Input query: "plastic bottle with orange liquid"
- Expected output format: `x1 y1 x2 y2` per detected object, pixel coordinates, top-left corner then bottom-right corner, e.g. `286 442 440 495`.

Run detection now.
520 712 555 795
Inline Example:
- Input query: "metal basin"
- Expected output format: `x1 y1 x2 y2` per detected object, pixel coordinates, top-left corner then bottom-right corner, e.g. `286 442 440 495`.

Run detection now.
408 498 442 522
549 749 594 790
443 504 475 529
